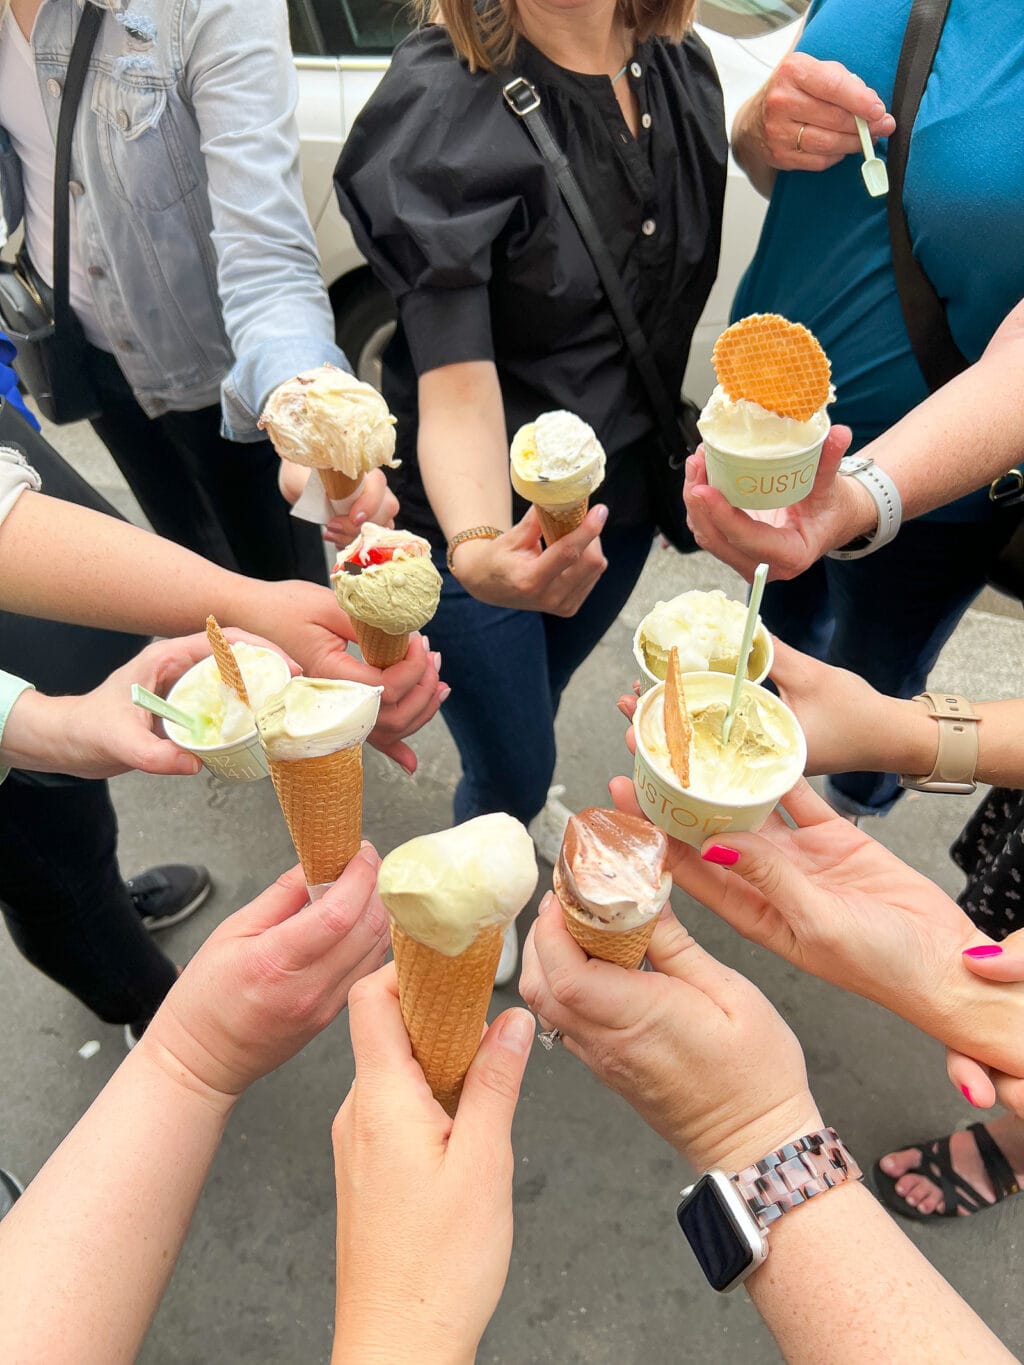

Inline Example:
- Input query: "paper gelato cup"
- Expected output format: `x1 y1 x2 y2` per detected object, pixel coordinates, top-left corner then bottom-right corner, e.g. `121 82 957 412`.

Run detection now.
632 672 806 848
163 652 291 784
631 614 773 695
703 424 829 511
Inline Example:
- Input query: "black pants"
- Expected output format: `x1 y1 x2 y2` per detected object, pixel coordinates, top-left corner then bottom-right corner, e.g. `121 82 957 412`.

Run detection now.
86 346 327 583
0 402 176 1025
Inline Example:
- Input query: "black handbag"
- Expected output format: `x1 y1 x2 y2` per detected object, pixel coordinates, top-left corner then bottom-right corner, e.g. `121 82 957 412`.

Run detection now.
888 0 1024 599
0 396 149 693
0 3 103 425
501 74 698 553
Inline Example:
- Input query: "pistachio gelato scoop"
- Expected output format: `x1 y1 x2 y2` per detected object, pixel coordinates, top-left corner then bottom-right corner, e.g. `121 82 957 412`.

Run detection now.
378 814 539 956
332 523 441 634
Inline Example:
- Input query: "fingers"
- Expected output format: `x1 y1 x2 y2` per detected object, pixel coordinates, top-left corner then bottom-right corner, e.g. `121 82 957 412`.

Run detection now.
264 845 390 972
324 470 400 544
946 1049 997 1111
229 864 312 935
790 53 892 124
685 478 801 583
376 634 441 706
130 732 202 776
616 694 638 722
644 906 738 999
961 938 1024 982
450 1008 534 1154
531 505 609 600
775 777 843 829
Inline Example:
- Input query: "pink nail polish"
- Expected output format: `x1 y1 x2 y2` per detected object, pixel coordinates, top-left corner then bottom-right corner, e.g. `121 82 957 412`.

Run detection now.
960 1085 975 1106
702 845 740 867
963 945 1003 959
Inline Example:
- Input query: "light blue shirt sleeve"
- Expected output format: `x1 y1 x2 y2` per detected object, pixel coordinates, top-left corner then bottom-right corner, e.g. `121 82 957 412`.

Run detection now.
0 670 34 786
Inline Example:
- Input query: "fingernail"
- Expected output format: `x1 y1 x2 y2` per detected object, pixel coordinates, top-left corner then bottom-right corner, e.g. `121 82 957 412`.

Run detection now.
595 504 609 526
960 1085 975 1106
353 511 367 525
498 1009 534 1052
178 755 201 774
963 944 1003 959
872 99 884 116
357 844 380 870
539 890 559 915
430 650 442 672
702 845 740 866
438 685 451 703
422 635 430 652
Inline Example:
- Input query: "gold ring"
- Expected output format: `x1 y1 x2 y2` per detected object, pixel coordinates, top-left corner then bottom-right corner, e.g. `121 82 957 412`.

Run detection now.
796 124 807 152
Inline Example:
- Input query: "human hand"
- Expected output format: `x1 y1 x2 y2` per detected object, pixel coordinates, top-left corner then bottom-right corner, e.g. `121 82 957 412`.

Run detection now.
0 631 296 780
947 931 1024 1118
748 51 895 174
323 469 400 548
140 855 389 1104
519 895 820 1172
331 963 533 1365
450 503 608 617
255 581 444 773
683 426 862 583
607 776 1024 1077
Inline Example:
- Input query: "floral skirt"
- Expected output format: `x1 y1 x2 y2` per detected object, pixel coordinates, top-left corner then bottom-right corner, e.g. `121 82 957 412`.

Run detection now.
951 787 1024 942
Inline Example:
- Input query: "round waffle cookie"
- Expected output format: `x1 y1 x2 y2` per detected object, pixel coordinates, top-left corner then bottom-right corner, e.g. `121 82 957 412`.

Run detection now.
713 314 831 423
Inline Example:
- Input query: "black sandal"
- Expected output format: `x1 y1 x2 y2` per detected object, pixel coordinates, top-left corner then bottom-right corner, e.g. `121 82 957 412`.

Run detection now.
873 1122 1021 1221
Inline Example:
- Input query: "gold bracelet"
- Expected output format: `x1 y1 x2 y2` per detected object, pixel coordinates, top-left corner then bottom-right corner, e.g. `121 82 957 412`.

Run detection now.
445 525 502 574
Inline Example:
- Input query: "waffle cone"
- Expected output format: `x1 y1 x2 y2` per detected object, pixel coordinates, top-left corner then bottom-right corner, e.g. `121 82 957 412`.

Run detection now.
205 616 250 706
319 467 363 500
713 313 831 423
535 497 588 546
390 921 505 1117
553 863 658 970
352 618 410 669
266 744 362 886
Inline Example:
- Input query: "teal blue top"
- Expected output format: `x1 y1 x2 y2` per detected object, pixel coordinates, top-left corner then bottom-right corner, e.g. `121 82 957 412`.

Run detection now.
0 670 34 786
732 0 1024 520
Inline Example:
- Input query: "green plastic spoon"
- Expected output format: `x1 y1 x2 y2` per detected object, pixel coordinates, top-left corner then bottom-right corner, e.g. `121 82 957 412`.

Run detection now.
721 562 768 747
131 683 205 741
855 117 889 198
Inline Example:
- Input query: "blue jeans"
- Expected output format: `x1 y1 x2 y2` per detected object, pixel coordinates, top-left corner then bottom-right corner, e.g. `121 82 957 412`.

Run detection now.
430 525 656 825
760 516 1004 816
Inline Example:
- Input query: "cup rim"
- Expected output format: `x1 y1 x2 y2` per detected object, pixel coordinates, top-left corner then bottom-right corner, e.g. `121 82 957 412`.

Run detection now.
702 421 830 463
631 615 774 688
633 672 806 810
163 647 291 754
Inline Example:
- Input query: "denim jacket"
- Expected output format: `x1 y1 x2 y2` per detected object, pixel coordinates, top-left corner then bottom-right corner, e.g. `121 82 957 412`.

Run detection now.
0 0 349 438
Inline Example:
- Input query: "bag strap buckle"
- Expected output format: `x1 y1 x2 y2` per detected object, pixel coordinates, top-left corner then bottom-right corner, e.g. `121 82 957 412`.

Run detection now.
502 77 541 117
989 468 1024 504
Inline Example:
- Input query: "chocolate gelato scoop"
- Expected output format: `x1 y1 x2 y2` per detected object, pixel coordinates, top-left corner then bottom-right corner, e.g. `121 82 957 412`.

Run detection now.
555 808 671 937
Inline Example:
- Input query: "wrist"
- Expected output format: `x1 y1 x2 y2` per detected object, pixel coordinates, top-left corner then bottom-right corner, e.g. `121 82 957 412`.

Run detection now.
0 689 71 772
861 696 939 776
132 1030 241 1123
333 1307 476 1365
680 1094 824 1175
833 469 878 548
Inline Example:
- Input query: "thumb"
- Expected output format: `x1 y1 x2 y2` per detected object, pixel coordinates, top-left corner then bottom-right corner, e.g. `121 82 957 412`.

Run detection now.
133 734 202 776
961 931 1024 983
945 1048 996 1111
700 830 820 934
450 1008 533 1152
504 505 544 552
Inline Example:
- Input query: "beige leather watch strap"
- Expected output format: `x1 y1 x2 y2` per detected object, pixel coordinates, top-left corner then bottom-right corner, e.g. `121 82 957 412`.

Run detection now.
899 692 980 795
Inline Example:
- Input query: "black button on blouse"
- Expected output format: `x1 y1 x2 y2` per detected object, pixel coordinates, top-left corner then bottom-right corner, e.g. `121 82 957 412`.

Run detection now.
335 25 726 545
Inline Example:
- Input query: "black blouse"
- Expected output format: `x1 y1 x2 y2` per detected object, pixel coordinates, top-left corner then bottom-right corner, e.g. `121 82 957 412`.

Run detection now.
335 25 726 545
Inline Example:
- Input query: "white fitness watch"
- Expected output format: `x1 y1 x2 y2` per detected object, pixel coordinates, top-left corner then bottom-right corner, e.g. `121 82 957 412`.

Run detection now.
825 455 903 561
676 1127 862 1293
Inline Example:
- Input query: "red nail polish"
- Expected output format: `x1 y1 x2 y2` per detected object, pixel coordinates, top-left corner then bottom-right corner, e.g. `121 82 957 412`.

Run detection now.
702 845 740 867
960 1085 975 1106
963 945 1003 959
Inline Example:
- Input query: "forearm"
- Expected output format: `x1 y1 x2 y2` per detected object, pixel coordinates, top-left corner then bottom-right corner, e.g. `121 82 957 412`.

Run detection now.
417 362 512 541
0 688 76 772
731 91 777 199
860 299 1024 524
0 1044 233 1363
747 1181 1014 1364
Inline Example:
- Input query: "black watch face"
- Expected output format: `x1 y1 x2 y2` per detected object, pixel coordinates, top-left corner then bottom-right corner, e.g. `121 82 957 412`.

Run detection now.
676 1177 755 1292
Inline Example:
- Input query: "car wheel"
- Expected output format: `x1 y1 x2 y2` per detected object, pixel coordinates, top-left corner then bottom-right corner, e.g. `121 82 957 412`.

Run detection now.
333 277 396 390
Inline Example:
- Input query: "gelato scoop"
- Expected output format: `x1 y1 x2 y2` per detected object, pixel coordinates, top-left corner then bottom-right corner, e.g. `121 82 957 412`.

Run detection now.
258 363 399 480
379 813 538 957
331 524 442 637
639 683 798 805
697 384 831 458
638 589 770 682
555 808 671 932
509 409 606 507
256 677 382 762
165 644 290 748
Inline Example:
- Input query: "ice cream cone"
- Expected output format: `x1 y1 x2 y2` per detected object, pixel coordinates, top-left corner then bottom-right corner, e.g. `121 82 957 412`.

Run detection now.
319 467 363 501
390 920 505 1117
266 744 363 886
352 619 410 669
562 906 657 969
535 497 588 546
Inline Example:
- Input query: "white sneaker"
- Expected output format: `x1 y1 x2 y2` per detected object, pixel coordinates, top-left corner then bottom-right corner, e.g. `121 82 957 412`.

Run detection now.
494 921 520 989
528 784 574 866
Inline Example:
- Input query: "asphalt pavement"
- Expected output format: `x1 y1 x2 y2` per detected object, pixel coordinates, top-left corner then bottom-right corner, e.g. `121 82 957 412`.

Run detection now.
2 421 1022 1363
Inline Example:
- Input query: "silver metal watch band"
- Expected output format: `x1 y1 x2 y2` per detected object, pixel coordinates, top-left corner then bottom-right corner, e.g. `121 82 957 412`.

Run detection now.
826 457 903 561
732 1127 862 1228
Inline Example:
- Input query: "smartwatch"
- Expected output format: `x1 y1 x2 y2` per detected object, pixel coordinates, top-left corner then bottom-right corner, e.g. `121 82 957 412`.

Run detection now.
826 456 902 561
898 692 980 795
675 1127 861 1293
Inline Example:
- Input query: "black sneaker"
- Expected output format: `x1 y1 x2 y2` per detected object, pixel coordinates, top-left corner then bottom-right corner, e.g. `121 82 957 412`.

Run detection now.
0 1168 24 1221
127 864 212 932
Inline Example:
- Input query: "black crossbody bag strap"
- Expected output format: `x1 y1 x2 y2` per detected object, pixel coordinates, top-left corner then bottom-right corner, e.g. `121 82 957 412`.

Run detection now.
886 0 967 392
501 75 685 468
51 3 104 338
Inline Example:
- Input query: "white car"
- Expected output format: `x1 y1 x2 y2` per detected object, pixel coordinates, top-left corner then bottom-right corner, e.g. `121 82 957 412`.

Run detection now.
291 0 807 400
